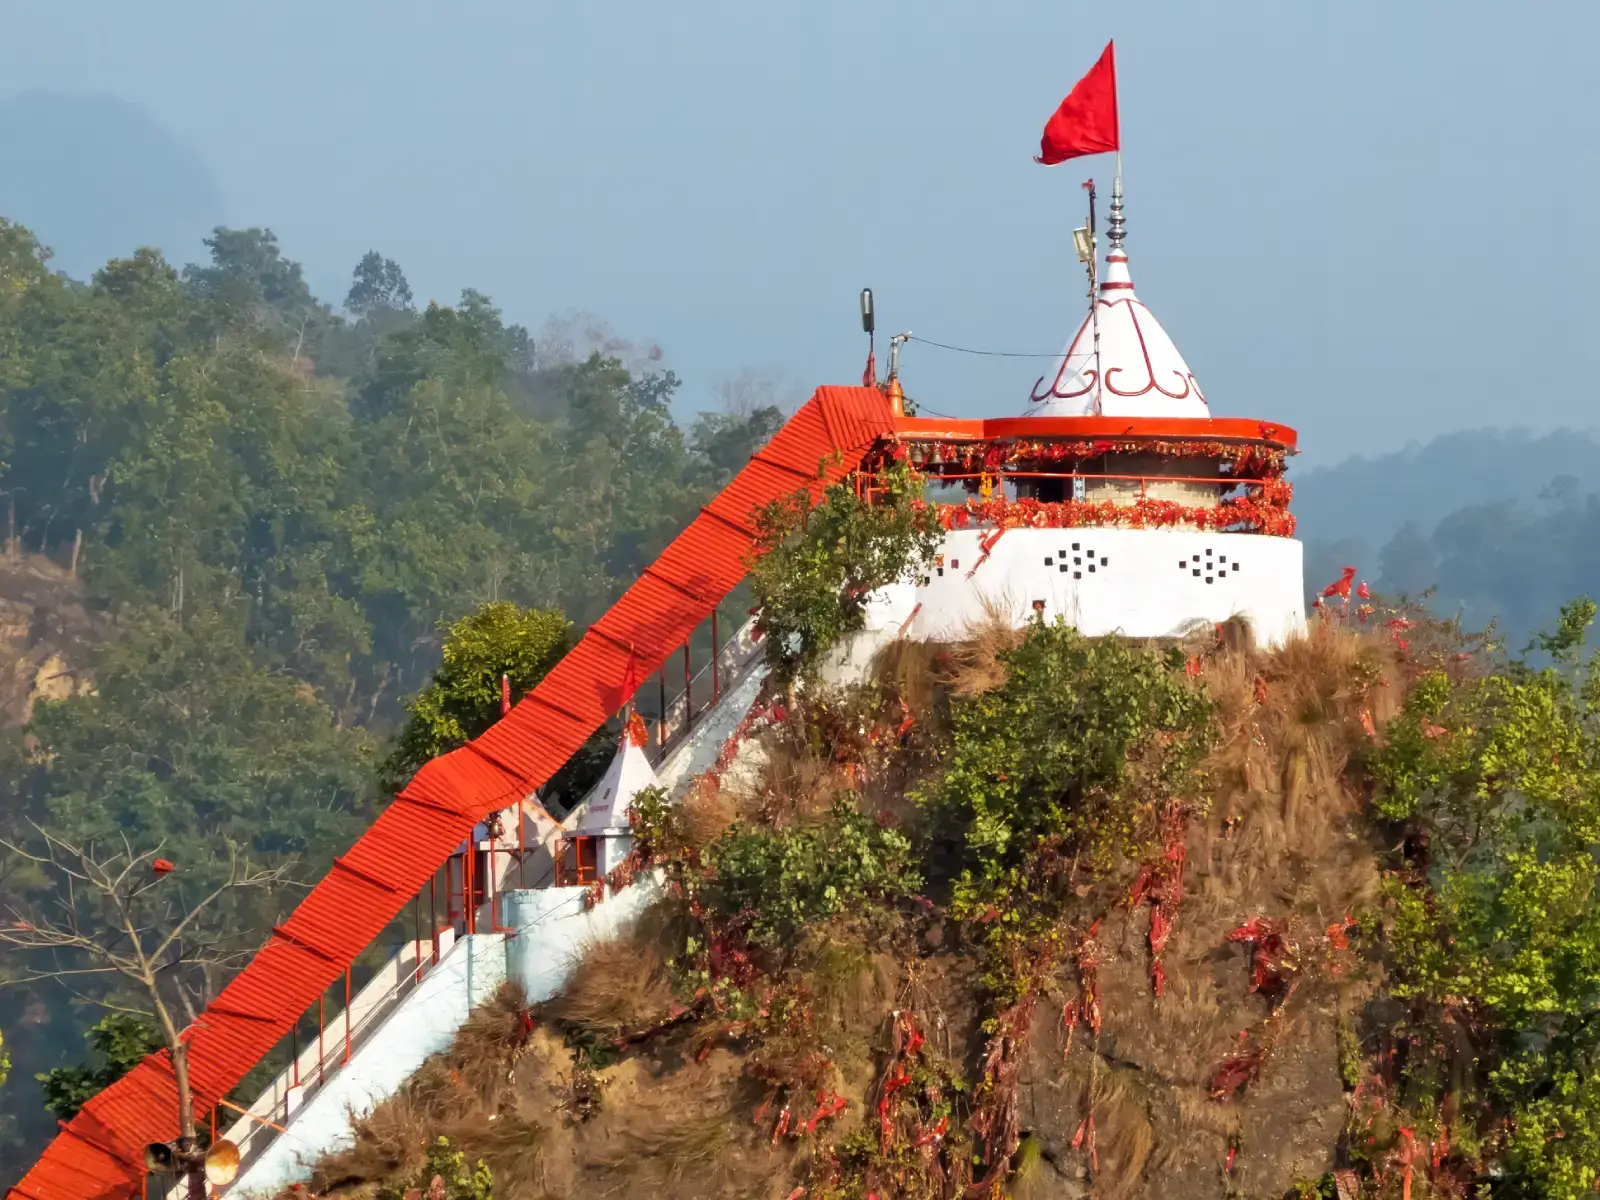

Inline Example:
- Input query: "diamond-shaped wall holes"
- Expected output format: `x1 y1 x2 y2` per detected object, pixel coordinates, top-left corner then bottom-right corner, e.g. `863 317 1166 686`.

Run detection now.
1177 551 1240 586
1047 545 1110 578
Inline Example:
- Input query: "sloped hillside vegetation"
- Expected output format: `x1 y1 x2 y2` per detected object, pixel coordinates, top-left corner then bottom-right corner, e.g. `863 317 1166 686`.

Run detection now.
296 483 1600 1199
294 476 1600 1196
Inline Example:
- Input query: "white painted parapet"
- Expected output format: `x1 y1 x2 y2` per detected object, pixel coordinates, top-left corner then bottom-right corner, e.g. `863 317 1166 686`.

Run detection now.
501 880 662 1004
855 529 1306 651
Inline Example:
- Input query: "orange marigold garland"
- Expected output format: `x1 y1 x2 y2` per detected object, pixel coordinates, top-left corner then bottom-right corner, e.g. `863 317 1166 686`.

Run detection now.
914 437 1289 480
931 479 1295 538
625 709 649 747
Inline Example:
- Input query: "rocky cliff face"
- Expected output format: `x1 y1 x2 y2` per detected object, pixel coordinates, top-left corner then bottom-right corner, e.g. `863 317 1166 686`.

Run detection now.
0 555 96 727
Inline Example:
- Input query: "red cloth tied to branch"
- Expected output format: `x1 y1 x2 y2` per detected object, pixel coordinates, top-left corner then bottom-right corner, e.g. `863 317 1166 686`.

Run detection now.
1036 41 1120 165
1321 566 1358 599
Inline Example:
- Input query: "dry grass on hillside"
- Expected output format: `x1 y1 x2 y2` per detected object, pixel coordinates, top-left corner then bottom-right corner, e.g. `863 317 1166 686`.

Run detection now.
542 923 677 1045
313 987 542 1195
302 621 1411 1200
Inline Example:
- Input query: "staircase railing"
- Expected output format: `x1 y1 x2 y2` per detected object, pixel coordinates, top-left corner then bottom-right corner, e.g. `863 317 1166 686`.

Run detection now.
172 930 465 1197
193 619 769 1194
646 615 764 766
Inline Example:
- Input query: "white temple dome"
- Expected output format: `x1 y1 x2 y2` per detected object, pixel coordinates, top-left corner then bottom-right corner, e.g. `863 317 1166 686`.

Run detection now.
576 729 659 834
1024 186 1208 420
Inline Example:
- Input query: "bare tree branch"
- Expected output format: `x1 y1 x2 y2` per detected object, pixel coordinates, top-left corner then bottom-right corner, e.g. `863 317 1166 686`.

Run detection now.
0 824 299 1153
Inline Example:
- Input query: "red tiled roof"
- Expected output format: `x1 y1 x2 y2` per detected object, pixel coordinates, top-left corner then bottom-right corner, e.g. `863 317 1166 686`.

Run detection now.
7 386 897 1200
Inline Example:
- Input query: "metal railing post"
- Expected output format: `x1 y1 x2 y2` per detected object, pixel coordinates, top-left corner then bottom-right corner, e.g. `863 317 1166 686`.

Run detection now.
683 640 693 730
658 669 667 747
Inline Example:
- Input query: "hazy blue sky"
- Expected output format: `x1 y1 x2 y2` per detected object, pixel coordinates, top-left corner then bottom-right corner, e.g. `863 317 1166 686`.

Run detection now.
3 0 1597 465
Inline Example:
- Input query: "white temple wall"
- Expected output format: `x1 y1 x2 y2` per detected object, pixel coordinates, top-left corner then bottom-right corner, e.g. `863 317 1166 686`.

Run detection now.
502 879 662 1004
839 528 1305 654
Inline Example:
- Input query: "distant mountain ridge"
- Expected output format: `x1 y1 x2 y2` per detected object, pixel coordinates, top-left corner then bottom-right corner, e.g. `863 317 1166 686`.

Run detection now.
1293 427 1600 638
0 90 225 277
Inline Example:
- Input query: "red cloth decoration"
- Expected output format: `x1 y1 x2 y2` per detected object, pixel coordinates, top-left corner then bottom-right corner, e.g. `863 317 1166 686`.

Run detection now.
1321 566 1358 599
152 859 175 875
618 645 640 706
500 673 511 717
1035 41 1120 165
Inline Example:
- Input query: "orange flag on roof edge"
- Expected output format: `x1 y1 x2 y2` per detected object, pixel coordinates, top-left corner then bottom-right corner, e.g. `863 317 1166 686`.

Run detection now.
1036 41 1120 165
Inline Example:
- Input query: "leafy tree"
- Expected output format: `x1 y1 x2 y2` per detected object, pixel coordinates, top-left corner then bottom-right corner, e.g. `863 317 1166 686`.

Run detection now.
456 289 534 376
181 227 326 348
1372 599 1600 1198
747 455 942 687
690 404 785 480
382 602 569 790
921 621 1214 914
345 251 414 318
36 1015 160 1121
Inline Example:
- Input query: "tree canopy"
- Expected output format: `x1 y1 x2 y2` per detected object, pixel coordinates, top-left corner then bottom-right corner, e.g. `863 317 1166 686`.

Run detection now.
0 217 784 1180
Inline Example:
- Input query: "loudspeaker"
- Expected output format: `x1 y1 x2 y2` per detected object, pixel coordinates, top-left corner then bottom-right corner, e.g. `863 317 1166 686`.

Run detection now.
142 1143 177 1174
204 1140 241 1186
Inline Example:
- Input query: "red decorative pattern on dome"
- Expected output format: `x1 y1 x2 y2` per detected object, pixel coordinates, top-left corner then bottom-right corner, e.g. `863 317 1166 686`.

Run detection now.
1029 298 1205 405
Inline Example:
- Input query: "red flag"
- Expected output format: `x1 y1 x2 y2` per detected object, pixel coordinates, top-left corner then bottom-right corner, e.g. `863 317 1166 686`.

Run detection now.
500 673 511 716
1036 41 1120 165
619 645 640 706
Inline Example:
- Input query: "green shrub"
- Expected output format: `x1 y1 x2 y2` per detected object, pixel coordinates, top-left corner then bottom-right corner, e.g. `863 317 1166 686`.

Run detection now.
1372 599 1600 1198
747 455 941 688
703 797 922 948
376 1137 493 1200
921 619 1213 912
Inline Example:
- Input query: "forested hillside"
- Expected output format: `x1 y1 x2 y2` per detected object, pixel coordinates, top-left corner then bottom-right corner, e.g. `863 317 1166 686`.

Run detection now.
0 218 781 1184
1296 430 1600 640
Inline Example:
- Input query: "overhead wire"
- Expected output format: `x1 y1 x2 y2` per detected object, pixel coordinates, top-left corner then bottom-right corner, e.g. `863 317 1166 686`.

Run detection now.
891 334 1065 418
904 334 1063 359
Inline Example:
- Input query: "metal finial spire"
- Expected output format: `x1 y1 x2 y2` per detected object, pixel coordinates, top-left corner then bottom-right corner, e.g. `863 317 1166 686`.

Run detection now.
1107 171 1126 251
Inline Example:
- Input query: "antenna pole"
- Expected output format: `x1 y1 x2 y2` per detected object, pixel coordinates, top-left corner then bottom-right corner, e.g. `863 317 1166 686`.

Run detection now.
1082 179 1102 417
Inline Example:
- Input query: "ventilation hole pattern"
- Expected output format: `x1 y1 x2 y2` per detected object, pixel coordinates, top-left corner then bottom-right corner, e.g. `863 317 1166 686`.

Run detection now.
1177 548 1239 586
1045 543 1110 582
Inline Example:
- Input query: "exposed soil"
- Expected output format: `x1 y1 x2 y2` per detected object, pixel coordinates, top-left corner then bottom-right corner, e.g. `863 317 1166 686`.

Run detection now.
0 553 96 726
